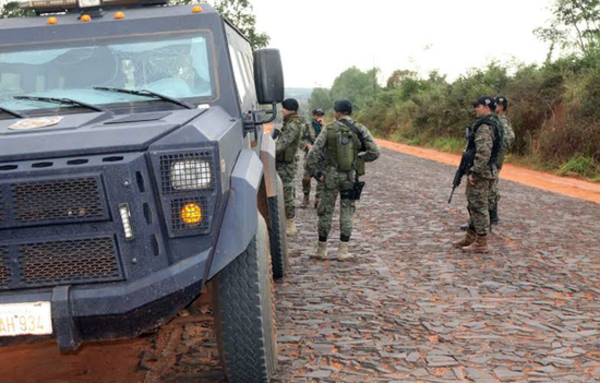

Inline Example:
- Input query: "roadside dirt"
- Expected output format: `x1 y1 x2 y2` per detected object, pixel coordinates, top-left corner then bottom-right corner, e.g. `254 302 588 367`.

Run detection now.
376 138 600 205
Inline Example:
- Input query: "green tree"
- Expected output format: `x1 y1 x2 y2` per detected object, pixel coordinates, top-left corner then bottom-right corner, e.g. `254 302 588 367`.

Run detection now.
329 66 380 112
535 0 600 60
308 87 333 113
0 2 34 18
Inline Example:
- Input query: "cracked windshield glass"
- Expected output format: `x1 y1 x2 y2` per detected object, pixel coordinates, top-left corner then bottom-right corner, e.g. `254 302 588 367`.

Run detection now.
0 34 213 111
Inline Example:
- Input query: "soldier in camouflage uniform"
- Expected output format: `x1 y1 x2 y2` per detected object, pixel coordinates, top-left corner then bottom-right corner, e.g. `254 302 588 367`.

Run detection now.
301 109 325 209
306 100 381 261
489 96 516 223
453 96 502 253
275 98 303 236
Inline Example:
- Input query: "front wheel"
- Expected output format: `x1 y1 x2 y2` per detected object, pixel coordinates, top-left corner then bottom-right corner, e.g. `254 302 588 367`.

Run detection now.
267 175 289 279
212 213 278 383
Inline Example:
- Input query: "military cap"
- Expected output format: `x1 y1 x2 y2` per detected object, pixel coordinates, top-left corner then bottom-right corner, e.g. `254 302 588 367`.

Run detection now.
312 108 325 116
472 96 496 110
495 96 508 111
281 98 299 112
334 99 353 114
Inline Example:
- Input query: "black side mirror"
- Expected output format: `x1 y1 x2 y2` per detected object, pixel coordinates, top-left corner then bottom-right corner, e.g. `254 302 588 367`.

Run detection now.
253 49 284 105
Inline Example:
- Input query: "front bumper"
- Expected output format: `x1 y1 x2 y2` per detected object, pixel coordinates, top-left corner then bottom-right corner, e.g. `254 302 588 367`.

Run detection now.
0 249 209 350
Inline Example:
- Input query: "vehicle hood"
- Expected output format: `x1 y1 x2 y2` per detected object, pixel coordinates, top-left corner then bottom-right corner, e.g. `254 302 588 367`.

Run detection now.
0 109 208 162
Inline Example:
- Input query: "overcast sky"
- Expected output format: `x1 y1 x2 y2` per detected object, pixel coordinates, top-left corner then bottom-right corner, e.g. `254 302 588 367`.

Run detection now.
252 0 554 88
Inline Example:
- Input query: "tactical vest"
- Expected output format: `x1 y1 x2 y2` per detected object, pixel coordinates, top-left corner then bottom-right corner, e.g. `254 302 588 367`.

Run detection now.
471 115 503 168
326 120 363 174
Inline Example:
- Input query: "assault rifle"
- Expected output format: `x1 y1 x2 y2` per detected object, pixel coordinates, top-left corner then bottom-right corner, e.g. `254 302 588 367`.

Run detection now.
448 125 475 204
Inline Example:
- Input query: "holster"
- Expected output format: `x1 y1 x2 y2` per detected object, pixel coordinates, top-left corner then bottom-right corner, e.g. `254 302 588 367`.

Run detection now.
340 181 366 201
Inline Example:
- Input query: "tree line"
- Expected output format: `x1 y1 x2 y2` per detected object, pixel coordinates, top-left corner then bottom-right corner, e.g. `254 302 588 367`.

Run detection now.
308 0 600 180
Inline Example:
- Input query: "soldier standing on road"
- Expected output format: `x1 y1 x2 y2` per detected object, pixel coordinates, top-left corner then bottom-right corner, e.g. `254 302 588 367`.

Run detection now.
453 96 502 253
301 108 325 209
489 96 515 224
275 98 303 237
306 99 381 261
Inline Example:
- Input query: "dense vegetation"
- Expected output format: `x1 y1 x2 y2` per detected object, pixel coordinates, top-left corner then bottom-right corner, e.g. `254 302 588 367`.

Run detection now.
308 0 600 180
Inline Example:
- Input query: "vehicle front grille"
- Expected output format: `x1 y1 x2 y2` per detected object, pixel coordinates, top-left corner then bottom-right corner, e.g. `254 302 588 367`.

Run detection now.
18 238 121 287
0 193 5 223
0 247 10 286
11 177 106 225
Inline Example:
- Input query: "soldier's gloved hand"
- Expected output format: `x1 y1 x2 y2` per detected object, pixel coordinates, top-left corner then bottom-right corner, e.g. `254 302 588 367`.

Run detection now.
271 128 281 140
314 171 325 182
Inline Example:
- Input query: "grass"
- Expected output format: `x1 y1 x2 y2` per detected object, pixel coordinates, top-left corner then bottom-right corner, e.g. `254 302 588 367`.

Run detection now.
558 155 600 178
379 130 600 181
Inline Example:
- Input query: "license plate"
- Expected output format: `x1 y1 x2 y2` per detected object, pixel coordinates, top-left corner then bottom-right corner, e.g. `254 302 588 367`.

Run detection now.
0 302 52 336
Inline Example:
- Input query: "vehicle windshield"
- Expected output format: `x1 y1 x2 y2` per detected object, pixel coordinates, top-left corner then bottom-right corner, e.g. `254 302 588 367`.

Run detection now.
0 33 215 112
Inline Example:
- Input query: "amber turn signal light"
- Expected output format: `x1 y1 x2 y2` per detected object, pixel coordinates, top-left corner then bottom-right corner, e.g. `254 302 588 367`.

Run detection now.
181 203 202 225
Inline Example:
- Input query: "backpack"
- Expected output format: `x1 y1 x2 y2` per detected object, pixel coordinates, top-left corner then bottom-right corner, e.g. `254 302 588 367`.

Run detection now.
326 119 364 174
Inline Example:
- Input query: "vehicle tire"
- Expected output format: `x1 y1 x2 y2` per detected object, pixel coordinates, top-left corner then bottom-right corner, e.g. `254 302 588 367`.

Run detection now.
212 214 278 383
267 175 289 279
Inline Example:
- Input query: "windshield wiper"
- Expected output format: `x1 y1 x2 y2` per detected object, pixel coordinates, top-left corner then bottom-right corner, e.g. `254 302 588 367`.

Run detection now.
13 96 106 113
93 87 192 110
0 106 25 119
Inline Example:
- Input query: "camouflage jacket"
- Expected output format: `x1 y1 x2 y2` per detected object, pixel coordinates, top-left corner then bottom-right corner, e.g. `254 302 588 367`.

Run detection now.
469 118 498 180
499 115 515 149
275 113 303 163
302 119 323 152
305 116 381 176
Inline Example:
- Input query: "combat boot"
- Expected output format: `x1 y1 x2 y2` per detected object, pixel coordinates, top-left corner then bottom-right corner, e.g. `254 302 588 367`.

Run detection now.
463 235 490 253
460 223 469 231
310 241 327 260
453 229 477 249
286 219 298 237
301 194 310 209
490 209 499 225
337 242 353 262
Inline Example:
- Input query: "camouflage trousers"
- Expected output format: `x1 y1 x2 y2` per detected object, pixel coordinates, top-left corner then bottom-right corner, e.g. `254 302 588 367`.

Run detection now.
317 169 356 240
276 161 298 220
466 176 493 236
489 158 504 212
302 168 324 199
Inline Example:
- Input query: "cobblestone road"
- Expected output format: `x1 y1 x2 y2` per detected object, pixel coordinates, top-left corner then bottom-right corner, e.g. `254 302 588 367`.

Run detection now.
272 148 600 382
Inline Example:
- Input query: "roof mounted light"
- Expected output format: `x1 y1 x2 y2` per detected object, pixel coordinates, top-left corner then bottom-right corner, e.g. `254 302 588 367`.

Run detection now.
20 0 167 13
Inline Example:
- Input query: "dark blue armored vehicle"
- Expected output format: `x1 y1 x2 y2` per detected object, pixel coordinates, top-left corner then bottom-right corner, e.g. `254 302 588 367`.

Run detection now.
0 1 288 381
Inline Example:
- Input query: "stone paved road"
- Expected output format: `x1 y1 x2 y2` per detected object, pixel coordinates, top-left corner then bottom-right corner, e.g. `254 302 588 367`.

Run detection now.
272 148 600 382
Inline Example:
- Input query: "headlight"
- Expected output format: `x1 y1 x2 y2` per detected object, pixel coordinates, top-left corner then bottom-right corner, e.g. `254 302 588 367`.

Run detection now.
78 0 101 7
170 159 212 190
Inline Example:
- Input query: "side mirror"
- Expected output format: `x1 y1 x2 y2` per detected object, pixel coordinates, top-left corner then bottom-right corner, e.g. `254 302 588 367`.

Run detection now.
253 49 284 105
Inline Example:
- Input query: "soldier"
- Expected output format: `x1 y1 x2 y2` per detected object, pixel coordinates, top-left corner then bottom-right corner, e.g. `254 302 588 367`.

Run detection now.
306 99 381 261
453 96 502 253
275 98 303 236
489 96 515 223
301 108 325 209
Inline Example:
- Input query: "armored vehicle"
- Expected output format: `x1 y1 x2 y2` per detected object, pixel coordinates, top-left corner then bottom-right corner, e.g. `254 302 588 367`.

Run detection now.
0 1 288 381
